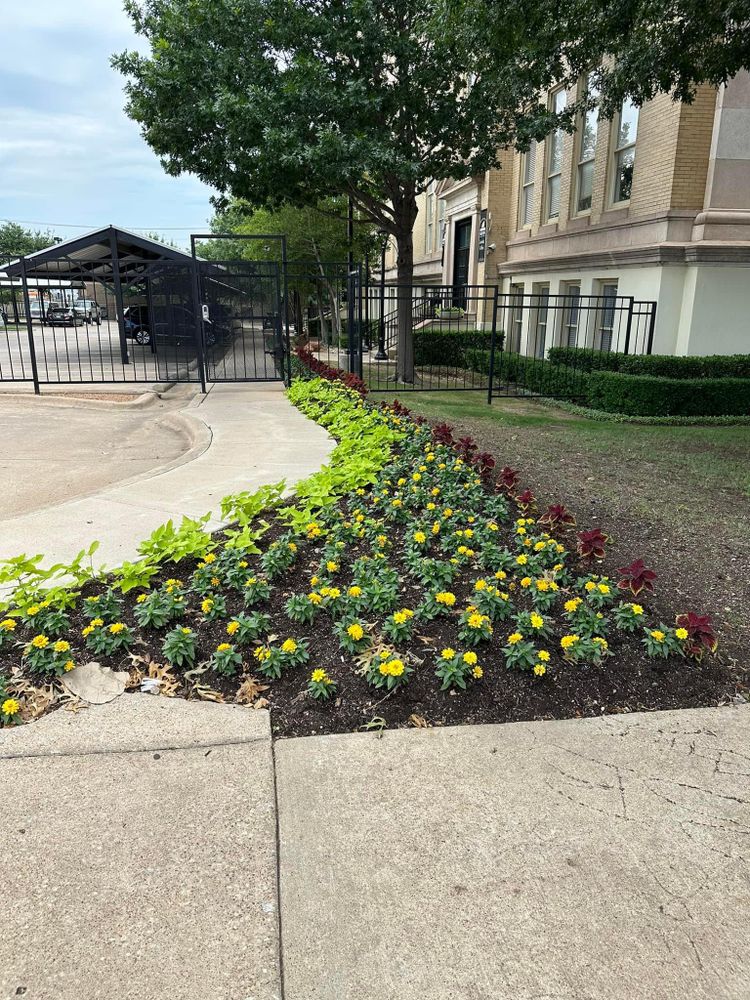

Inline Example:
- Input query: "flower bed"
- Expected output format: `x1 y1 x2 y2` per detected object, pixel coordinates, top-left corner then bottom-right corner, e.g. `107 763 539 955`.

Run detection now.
0 376 734 737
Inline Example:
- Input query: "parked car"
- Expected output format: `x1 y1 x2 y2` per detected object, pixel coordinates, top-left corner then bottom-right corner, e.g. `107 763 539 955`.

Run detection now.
47 299 102 325
122 304 220 347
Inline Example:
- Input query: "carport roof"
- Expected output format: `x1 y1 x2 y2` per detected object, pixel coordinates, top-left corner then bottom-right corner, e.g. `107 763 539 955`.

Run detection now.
3 225 195 281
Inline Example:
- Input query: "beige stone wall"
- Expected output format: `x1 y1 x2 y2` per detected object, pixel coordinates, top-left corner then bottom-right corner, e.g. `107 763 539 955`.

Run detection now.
672 86 719 209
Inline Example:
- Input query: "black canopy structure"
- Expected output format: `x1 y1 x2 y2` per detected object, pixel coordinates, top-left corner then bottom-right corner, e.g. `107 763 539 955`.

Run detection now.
4 226 197 366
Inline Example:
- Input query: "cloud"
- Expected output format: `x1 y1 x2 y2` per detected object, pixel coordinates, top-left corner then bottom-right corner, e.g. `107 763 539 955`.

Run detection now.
0 1 214 241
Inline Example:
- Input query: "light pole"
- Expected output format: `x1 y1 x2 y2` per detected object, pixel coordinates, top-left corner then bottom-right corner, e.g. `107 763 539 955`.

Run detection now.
374 229 388 361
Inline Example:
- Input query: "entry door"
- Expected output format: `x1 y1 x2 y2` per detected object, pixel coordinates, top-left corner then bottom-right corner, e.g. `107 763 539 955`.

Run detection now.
452 218 472 307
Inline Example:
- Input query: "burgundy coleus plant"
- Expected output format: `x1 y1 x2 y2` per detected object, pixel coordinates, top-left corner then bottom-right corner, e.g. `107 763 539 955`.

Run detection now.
390 399 412 417
538 504 576 529
515 488 536 513
576 528 608 560
496 466 520 494
675 612 718 661
472 451 496 484
456 436 478 460
617 558 657 597
432 423 454 446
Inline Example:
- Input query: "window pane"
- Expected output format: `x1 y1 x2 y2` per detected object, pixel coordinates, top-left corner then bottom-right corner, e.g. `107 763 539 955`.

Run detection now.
523 142 536 183
549 132 563 174
580 107 598 161
553 88 566 114
614 147 635 201
522 183 534 225
577 160 594 212
547 174 560 218
618 100 639 148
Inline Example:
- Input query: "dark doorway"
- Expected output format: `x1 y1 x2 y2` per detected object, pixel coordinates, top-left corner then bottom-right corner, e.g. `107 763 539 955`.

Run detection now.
452 218 472 307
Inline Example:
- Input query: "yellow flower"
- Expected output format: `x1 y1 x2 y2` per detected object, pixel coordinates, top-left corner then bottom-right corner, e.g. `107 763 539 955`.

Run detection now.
203 552 217 563
91 618 104 628
201 599 214 614
288 542 298 553
0 618 17 631
2 697 20 717
534 541 546 552
507 632 523 645
593 637 608 648
675 627 689 641
63 660 75 672
516 554 528 565
211 577 221 587
226 621 240 635
560 634 580 649
650 630 666 642
412 473 421 482
347 623 365 641
597 583 611 595
53 640 71 653
413 531 427 545
31 634 49 649
26 604 41 616
82 625 94 637
327 587 341 599
538 650 551 662
380 658 405 677
435 592 456 606
564 598 582 613
326 561 339 573
441 648 456 660
311 669 329 683
281 638 298 654
533 664 547 677
468 613 486 629
348 586 363 598
631 604 644 615
585 581 596 592
253 645 270 661
462 651 478 665
239 561 248 569
495 570 507 581
166 578 182 588
392 498 403 508
472 665 483 679
530 613 544 630
474 579 487 592
136 594 148 604
516 526 527 536
181 627 192 635
535 579 550 592
520 576 532 589
109 623 126 635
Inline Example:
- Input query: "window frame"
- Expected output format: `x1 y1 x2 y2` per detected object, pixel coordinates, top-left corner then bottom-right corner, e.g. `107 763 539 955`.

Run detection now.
545 88 567 221
561 283 582 348
424 182 437 254
519 141 537 228
574 75 599 215
611 99 639 205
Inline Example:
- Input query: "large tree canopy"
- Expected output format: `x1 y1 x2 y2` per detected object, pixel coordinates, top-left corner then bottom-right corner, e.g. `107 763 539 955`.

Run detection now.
115 0 750 379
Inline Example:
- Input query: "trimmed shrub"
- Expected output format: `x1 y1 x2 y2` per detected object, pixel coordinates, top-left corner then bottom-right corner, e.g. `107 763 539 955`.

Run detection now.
414 328 502 368
583 370 750 416
548 346 750 380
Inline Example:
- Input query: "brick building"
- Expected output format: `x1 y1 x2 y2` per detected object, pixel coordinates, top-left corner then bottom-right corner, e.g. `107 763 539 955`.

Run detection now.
384 71 750 357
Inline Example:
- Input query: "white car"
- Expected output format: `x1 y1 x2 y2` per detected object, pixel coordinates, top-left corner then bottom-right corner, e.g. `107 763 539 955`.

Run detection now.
47 299 102 325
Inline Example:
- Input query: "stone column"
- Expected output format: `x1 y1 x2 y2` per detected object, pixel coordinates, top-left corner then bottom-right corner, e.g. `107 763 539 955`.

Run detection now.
692 70 750 241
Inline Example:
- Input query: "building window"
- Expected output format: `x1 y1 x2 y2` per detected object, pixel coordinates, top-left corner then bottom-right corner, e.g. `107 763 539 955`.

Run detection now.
546 88 567 220
596 281 618 352
424 182 437 254
508 282 525 352
562 284 581 347
531 283 550 358
612 99 639 203
576 75 599 213
520 142 536 227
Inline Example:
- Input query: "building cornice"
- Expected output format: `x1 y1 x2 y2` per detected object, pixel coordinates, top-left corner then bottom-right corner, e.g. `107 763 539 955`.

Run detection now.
497 242 750 275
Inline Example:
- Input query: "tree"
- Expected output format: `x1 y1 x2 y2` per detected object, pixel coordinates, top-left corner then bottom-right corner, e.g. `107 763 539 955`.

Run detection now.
0 222 60 262
199 197 378 340
114 1 750 381
114 0 585 382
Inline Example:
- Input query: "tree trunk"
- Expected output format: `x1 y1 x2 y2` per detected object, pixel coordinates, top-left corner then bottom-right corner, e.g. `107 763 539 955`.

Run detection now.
394 196 417 383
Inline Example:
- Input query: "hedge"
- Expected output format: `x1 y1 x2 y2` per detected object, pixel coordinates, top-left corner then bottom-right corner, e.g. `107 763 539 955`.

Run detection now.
414 328 503 368
547 346 750 380
462 350 750 415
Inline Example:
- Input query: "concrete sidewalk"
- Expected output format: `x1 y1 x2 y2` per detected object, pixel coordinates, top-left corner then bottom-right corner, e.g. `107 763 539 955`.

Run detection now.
0 697 281 1000
276 705 750 1000
0 383 334 568
2 701 748 1000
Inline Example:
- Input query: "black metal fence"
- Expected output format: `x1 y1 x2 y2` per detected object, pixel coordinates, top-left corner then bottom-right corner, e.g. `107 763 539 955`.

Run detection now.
0 253 287 390
339 283 656 397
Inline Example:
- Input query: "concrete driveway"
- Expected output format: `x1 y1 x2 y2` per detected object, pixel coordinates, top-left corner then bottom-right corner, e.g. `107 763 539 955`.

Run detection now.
0 390 194 520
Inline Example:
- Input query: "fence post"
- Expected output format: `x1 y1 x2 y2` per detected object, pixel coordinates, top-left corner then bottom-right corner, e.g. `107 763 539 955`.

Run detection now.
486 286 500 405
188 251 208 394
646 302 657 355
108 229 130 366
623 296 635 355
19 256 41 395
281 236 292 384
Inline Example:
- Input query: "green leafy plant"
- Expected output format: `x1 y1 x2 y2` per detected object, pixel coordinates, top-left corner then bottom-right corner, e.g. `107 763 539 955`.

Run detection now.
23 635 75 676
435 647 482 690
308 668 337 701
83 621 133 657
226 611 271 645
162 626 197 668
210 642 243 677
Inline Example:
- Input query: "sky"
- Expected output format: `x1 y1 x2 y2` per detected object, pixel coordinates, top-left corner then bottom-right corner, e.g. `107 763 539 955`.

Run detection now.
0 1 215 250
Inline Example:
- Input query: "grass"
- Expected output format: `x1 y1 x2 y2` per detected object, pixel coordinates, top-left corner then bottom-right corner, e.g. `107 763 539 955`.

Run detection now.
381 391 750 500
